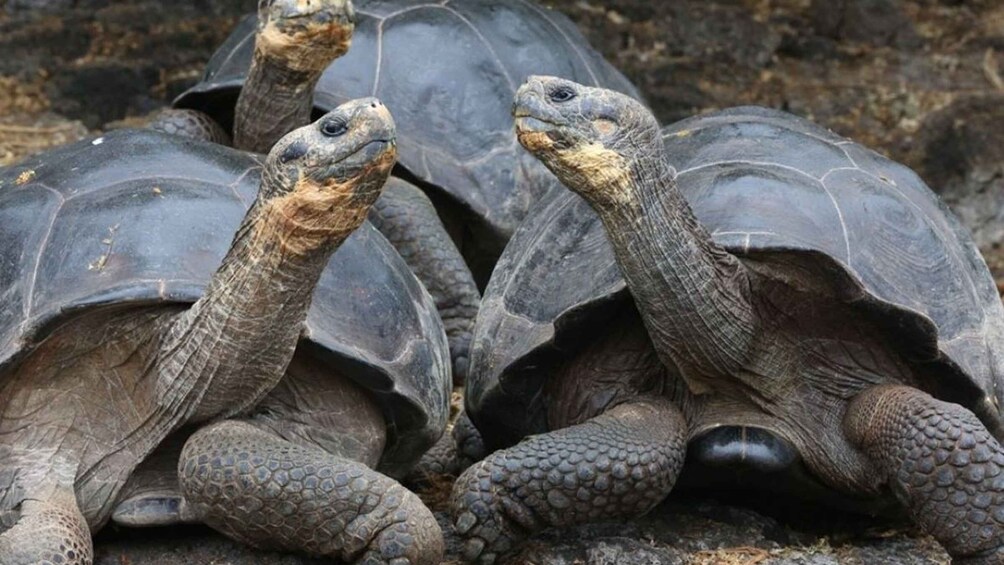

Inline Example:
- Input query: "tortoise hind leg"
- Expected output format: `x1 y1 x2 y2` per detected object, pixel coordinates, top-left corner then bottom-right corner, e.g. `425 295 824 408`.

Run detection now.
368 178 480 385
450 397 686 564
409 410 486 482
179 420 443 564
0 487 91 565
845 384 1004 564
148 109 232 146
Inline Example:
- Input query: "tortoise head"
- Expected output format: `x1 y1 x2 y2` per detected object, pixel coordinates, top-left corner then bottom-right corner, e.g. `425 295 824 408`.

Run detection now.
258 97 396 254
514 76 662 208
255 0 356 73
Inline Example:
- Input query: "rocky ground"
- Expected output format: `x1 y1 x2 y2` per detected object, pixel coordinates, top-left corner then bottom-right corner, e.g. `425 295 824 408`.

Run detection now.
2 0 1002 563
91 494 950 565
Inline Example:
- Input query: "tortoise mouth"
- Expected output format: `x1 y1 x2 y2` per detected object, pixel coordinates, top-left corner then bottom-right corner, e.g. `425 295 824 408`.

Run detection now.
514 115 563 136
340 138 395 164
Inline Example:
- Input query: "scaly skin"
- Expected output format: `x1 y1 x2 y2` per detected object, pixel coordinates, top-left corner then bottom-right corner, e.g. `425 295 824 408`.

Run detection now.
0 493 91 565
180 421 443 564
234 0 355 153
451 398 685 564
149 109 232 146
409 411 486 481
846 385 1004 563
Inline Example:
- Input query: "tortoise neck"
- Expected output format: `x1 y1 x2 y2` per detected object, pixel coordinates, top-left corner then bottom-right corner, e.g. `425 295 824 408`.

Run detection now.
156 191 344 423
233 49 323 153
595 157 757 387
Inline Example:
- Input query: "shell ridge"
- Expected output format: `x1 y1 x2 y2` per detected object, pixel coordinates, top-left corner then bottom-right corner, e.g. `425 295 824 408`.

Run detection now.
21 187 65 321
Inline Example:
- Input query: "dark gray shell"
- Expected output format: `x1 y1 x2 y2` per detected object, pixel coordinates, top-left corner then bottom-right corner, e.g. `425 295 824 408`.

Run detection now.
174 0 641 250
0 129 450 477
469 106 1004 449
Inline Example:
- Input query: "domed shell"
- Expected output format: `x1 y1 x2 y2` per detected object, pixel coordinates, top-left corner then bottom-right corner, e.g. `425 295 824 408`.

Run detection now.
174 0 641 250
0 129 450 477
468 106 1004 449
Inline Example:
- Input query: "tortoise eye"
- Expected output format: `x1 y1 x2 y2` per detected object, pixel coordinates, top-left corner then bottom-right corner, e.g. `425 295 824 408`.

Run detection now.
321 118 348 137
548 86 576 103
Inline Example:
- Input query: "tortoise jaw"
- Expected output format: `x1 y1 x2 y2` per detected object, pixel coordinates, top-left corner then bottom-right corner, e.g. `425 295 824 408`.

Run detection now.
515 115 580 154
514 116 559 135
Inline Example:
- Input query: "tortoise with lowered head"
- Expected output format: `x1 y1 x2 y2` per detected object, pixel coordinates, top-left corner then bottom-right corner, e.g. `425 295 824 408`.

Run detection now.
451 77 1004 564
0 100 448 564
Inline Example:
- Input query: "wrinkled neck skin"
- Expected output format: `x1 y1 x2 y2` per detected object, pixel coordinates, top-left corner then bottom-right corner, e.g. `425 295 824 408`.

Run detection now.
157 168 350 423
590 152 757 391
233 50 323 153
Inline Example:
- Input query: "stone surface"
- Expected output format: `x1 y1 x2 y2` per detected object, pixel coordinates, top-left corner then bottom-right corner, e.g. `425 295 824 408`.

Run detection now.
0 0 254 133
908 93 1004 280
809 0 921 48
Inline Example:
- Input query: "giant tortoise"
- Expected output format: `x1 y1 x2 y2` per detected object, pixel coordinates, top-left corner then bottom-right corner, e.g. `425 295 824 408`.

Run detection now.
451 77 1004 564
160 0 641 280
0 100 449 564
154 0 480 383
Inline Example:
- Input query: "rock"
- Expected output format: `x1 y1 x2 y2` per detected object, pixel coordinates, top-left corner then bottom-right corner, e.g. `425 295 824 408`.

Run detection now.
47 63 157 128
5 0 75 11
809 0 921 48
910 94 1004 280
0 112 89 165
0 1 254 130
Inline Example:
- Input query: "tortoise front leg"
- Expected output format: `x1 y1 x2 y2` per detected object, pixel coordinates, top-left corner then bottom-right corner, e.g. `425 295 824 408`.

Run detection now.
369 178 480 384
450 397 686 564
179 420 443 565
0 485 91 565
845 385 1004 564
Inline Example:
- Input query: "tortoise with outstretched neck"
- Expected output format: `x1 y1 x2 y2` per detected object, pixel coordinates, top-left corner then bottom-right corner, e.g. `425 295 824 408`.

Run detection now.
451 77 1004 564
170 0 640 257
154 0 480 383
0 100 448 564
154 1 641 373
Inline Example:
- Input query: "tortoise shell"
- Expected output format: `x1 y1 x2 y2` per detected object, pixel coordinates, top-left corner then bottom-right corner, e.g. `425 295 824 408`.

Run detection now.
174 0 641 252
0 129 450 477
468 106 1004 449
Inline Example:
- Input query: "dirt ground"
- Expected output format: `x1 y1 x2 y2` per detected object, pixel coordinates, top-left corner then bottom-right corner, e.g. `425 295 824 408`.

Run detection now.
1 0 1002 563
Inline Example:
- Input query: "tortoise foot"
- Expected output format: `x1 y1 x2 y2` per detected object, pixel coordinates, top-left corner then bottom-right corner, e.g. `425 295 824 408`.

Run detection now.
450 398 686 563
409 411 486 483
846 385 1004 561
0 491 91 565
453 410 487 470
179 420 443 565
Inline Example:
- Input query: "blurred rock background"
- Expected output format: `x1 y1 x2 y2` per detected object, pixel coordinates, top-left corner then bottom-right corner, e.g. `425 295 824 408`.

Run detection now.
1 0 1001 563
